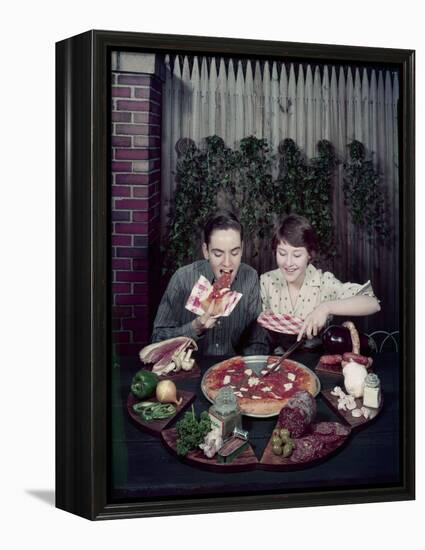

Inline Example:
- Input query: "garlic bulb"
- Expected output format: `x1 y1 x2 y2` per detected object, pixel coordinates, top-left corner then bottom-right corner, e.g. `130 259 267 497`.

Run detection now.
342 361 368 398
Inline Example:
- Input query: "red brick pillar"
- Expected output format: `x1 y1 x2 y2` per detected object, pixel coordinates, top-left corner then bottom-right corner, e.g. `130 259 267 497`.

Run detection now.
111 53 164 357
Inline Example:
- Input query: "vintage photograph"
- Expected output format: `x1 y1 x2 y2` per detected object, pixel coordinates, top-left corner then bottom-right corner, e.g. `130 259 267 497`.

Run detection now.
109 46 403 501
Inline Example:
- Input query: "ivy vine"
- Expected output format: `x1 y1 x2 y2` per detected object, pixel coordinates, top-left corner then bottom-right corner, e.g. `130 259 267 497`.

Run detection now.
163 135 385 274
274 138 338 258
233 137 275 242
343 140 389 240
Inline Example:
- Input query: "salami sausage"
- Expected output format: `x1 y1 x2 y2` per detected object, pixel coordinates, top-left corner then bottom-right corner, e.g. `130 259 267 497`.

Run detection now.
311 422 351 448
278 390 316 438
290 435 324 462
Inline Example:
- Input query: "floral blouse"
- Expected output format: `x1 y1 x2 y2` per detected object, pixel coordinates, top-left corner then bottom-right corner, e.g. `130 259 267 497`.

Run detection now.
260 264 377 320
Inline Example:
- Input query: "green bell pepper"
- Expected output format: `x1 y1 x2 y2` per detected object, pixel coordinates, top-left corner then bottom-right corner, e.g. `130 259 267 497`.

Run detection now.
130 369 159 399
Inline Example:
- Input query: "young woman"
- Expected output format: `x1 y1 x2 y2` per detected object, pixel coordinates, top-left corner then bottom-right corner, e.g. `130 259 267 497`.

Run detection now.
260 214 381 341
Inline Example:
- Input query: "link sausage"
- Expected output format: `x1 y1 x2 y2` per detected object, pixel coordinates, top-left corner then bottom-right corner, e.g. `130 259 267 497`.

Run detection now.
319 354 343 365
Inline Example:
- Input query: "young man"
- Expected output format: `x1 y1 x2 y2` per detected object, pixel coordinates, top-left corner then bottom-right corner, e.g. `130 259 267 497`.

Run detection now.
152 210 268 356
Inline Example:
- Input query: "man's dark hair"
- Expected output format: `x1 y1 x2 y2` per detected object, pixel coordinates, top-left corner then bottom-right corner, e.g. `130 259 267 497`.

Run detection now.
203 210 243 245
272 214 319 257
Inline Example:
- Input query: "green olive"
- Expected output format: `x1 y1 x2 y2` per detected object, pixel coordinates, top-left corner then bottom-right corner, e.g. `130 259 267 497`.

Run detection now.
282 442 294 458
272 428 281 438
279 428 290 441
272 444 283 455
271 435 282 446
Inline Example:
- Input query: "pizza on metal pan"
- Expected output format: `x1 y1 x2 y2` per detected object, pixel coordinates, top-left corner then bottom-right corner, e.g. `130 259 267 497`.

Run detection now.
202 356 317 416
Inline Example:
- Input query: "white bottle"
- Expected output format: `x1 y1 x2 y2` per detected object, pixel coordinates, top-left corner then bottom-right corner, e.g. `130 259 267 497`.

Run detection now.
362 373 381 409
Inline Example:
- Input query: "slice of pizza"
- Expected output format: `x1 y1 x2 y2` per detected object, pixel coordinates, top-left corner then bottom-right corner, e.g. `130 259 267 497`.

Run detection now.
200 271 232 316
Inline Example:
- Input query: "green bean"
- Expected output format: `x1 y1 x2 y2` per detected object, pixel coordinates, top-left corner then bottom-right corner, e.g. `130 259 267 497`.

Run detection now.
133 401 176 421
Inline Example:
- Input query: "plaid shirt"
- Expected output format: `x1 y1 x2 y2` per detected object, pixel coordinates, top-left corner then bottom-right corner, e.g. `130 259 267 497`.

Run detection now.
152 260 268 356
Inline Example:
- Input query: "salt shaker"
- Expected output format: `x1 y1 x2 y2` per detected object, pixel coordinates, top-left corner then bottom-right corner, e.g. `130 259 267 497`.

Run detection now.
362 373 382 408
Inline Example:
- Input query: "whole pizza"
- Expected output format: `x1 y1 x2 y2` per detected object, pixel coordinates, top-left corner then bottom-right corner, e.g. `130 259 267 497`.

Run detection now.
202 356 319 416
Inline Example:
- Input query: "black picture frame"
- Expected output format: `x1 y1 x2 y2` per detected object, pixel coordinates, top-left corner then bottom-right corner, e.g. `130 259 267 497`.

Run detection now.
56 30 415 520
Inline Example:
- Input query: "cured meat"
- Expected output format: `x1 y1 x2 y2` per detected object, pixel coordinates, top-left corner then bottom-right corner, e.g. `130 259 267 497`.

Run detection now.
139 337 197 375
311 422 351 448
210 271 231 299
319 354 342 365
342 352 369 366
342 352 373 368
290 435 324 462
277 390 316 438
290 423 350 462
201 272 231 315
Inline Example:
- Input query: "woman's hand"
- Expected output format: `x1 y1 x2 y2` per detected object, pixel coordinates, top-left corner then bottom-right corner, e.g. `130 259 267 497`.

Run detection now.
192 299 219 334
297 303 330 341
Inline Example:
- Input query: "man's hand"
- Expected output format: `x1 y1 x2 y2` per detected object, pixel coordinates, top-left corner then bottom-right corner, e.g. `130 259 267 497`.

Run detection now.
192 299 219 334
297 302 330 341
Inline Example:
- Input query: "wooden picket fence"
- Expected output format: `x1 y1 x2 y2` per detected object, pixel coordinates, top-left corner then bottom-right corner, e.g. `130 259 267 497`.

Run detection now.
160 55 400 333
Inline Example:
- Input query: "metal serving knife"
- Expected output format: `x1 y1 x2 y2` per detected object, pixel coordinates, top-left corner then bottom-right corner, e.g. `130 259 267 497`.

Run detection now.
259 338 304 378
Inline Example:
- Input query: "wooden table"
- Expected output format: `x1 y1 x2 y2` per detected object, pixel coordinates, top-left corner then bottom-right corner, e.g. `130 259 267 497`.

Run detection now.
111 350 400 500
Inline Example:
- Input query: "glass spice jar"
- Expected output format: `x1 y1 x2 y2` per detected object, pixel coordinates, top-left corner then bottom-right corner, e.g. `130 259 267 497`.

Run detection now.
362 373 382 409
208 386 242 441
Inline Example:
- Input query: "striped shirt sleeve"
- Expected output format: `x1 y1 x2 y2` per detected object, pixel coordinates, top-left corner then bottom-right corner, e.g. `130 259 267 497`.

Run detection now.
151 261 269 356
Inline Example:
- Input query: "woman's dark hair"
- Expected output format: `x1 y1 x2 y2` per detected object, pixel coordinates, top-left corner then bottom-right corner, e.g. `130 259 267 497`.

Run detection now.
203 210 243 245
272 214 319 257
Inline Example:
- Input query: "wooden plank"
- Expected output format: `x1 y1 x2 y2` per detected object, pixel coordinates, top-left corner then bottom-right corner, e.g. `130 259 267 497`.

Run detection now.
227 59 236 147
259 420 351 471
191 56 200 142
200 56 209 139
181 55 191 139
329 66 339 150
287 63 296 139
208 57 217 136
313 65 322 152
270 61 279 156
334 65 345 279
244 59 254 137
279 62 288 140
263 61 271 145
322 65 330 140
305 64 314 158
127 390 196 436
354 67 362 142
296 64 305 149
170 56 182 197
161 428 259 472
321 389 384 431
329 66 339 260
254 60 263 138
217 58 227 141
235 60 244 144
